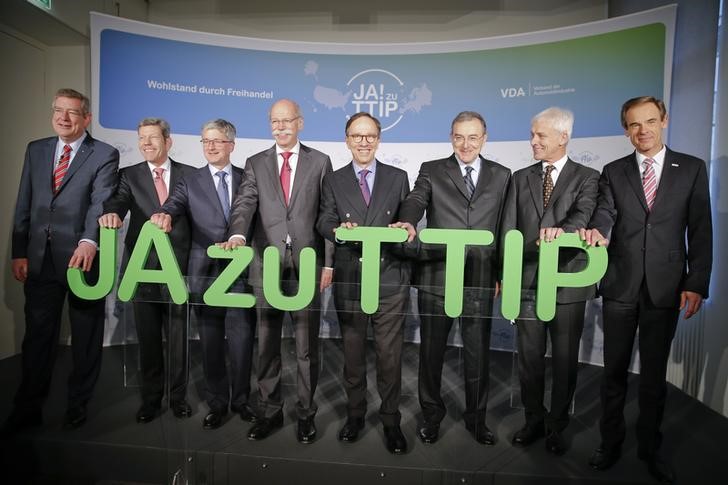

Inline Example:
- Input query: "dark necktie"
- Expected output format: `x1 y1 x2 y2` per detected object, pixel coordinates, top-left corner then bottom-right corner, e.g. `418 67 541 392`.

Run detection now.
359 168 371 206
543 164 555 208
280 151 292 206
153 167 167 205
642 158 657 211
215 171 230 222
53 144 72 194
464 165 475 198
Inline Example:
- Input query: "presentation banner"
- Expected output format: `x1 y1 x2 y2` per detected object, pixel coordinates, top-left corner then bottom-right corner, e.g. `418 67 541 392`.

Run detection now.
90 7 676 367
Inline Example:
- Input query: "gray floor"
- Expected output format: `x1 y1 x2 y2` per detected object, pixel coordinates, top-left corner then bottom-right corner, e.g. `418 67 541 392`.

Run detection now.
1 339 726 484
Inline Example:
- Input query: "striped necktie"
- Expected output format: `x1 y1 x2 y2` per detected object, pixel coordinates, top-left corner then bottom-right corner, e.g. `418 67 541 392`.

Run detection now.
53 144 72 194
642 158 657 211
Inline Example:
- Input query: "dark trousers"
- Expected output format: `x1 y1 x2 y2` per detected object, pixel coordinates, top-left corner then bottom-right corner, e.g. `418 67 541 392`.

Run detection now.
600 286 679 456
15 246 105 413
335 288 409 426
516 301 586 432
133 298 188 405
195 304 255 413
418 290 492 426
255 248 321 419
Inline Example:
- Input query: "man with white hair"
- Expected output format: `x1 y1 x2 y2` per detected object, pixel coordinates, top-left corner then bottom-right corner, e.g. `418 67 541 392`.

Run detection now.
501 107 599 455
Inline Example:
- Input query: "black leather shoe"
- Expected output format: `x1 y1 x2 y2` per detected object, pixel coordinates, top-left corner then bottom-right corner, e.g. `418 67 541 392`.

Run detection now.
63 405 87 430
384 425 408 454
202 409 227 430
466 422 496 445
589 446 621 470
338 417 365 442
417 422 440 444
512 423 545 447
1 411 42 436
136 403 161 424
171 400 193 419
231 404 257 423
247 412 284 441
639 453 675 483
297 416 317 444
545 430 566 455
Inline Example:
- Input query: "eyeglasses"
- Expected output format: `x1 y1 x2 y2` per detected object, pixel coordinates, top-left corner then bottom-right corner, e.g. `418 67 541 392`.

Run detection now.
52 107 85 118
200 139 233 147
452 134 484 146
347 134 379 144
270 117 300 126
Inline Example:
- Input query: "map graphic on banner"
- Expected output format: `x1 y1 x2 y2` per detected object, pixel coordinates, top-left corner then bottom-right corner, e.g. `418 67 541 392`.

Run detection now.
90 7 676 368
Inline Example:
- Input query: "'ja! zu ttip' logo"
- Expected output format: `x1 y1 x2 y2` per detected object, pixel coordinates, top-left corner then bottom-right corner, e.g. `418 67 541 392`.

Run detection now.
347 69 406 131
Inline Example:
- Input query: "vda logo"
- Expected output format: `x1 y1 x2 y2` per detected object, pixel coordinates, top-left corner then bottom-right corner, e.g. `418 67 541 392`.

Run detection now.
347 69 406 131
500 87 526 98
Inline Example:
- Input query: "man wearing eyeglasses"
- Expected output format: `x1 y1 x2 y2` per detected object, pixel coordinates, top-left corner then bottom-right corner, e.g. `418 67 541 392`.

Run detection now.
150 119 256 430
5 88 119 433
392 111 511 446
316 112 411 454
99 118 196 424
223 99 333 443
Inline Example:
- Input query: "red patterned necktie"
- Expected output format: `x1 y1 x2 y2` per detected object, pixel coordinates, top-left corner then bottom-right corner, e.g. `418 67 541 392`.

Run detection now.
53 144 72 194
280 151 292 206
642 158 657 211
153 167 168 205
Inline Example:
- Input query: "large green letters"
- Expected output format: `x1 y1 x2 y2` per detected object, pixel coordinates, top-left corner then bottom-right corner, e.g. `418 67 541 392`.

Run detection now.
333 226 408 314
117 222 188 304
203 245 256 308
263 246 317 311
67 226 117 300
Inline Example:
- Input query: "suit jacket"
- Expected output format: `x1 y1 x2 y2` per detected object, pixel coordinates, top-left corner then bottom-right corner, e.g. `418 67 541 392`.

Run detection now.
12 133 119 280
589 148 712 307
103 159 196 275
398 154 511 296
161 165 244 294
228 143 334 285
316 160 411 299
501 159 599 304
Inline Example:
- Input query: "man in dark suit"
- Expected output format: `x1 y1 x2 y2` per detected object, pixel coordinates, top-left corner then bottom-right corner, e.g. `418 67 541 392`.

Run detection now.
393 111 511 446
99 118 196 423
581 96 712 483
501 107 599 455
316 112 410 454
222 99 333 443
150 119 255 430
5 88 119 432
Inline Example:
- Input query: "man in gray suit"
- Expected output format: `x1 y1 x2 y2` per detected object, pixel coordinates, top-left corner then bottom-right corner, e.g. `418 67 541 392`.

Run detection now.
582 96 712 483
5 88 119 432
393 111 511 446
316 112 410 454
502 107 599 455
224 99 333 443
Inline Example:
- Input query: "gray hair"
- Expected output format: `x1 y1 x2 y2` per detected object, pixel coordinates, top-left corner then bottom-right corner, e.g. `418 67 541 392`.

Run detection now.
532 107 574 140
201 119 237 141
450 111 487 134
53 88 90 115
138 118 171 139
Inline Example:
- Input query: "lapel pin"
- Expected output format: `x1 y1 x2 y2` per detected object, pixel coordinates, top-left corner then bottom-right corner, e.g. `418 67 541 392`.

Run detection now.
671 163 679 167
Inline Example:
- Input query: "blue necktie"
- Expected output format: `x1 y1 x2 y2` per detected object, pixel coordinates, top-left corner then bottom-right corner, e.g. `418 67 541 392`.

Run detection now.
215 171 230 222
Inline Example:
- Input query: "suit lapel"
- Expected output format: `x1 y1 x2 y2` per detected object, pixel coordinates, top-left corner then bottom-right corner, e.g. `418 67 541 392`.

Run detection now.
42 138 56 194
289 145 315 208
445 156 470 200
339 163 368 221
231 167 243 198
651 149 679 211
263 147 287 207
196 167 227 221
365 161 393 225
55 135 93 196
546 159 575 208
622 152 649 212
526 163 544 217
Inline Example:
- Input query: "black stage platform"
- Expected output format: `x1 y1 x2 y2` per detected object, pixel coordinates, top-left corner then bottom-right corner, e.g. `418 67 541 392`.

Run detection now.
1 340 726 485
